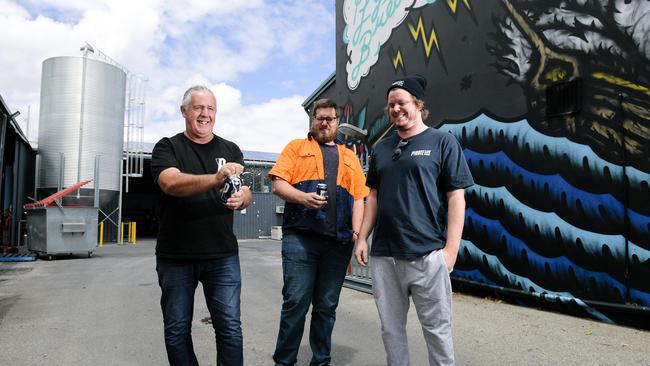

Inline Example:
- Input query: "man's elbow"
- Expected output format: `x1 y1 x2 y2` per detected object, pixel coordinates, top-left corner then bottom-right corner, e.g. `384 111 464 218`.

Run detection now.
270 178 283 196
158 180 174 196
157 168 181 196
158 177 182 196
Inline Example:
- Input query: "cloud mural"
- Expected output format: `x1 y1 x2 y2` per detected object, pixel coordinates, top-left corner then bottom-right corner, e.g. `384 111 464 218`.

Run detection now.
343 0 435 90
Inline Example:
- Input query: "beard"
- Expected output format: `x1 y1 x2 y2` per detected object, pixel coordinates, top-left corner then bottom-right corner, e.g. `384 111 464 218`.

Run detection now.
391 113 417 132
310 126 337 144
394 122 410 131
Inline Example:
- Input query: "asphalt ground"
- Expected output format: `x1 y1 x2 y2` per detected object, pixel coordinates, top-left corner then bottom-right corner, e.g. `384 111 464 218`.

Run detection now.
0 239 648 365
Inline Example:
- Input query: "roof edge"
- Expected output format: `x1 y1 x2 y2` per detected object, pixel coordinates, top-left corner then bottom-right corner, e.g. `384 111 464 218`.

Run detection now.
301 71 336 112
0 94 32 150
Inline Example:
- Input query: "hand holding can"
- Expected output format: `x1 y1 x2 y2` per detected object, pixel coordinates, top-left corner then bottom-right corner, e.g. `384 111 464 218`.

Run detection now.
315 183 328 208
221 175 242 204
316 183 328 199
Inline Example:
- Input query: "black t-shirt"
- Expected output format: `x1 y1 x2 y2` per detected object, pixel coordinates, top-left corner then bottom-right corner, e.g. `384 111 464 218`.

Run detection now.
319 143 339 237
150 133 245 260
366 128 474 259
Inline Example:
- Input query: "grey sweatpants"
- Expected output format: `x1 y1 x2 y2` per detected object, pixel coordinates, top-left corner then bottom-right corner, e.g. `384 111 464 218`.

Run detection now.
370 250 454 366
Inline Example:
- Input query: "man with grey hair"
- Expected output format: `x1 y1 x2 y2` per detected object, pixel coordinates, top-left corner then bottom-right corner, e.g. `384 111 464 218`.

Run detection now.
151 85 252 366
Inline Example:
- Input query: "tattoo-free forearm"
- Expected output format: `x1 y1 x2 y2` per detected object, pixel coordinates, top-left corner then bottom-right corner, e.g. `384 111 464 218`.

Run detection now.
358 189 378 241
351 199 364 232
445 189 466 256
271 178 307 204
157 168 225 197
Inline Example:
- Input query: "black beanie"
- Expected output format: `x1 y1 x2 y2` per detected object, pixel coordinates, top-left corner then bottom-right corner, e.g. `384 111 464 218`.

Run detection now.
387 74 427 100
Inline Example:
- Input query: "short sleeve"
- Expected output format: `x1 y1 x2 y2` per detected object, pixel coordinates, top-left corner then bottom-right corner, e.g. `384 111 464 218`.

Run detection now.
231 143 245 167
346 150 370 200
440 134 474 191
151 138 176 183
268 140 299 182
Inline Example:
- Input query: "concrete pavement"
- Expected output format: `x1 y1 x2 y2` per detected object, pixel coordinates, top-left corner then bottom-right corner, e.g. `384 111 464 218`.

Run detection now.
0 239 648 365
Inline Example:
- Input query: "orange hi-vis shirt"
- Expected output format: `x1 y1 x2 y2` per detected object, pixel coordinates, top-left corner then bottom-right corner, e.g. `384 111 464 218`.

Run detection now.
269 137 369 241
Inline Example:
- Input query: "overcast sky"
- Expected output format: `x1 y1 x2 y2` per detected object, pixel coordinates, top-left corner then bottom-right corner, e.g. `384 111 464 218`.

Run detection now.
0 0 336 153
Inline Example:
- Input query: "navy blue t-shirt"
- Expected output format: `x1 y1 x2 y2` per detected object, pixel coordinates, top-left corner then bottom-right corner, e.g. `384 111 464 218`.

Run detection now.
366 128 474 259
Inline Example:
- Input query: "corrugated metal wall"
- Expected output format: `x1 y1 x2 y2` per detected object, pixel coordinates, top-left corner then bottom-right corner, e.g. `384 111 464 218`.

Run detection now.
0 115 35 247
233 193 284 239
38 56 126 191
11 139 35 245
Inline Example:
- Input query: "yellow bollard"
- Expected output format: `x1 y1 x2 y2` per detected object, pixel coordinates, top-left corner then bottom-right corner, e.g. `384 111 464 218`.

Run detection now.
131 222 137 245
119 222 125 245
99 222 104 247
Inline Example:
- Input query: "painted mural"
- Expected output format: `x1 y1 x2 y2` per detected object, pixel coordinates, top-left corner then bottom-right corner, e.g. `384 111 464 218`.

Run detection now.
334 0 650 326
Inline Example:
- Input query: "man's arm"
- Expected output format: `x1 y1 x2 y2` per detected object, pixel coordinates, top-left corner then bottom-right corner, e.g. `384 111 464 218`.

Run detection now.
350 198 364 242
442 188 466 271
354 189 378 267
271 177 326 210
157 162 243 197
347 150 369 242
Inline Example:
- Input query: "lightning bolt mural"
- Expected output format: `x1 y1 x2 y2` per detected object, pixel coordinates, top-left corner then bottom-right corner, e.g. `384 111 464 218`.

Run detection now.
446 0 472 13
408 16 440 58
392 49 405 71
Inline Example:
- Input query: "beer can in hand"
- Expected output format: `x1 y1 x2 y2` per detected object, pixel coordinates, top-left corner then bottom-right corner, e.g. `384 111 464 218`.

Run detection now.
221 175 242 204
316 183 328 198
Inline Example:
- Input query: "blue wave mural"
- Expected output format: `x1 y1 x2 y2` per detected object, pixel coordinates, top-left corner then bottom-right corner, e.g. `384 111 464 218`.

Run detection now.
461 149 650 247
441 116 649 215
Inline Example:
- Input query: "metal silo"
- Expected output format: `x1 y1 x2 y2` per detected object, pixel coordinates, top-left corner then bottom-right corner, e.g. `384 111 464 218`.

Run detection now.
38 56 126 192
37 56 126 243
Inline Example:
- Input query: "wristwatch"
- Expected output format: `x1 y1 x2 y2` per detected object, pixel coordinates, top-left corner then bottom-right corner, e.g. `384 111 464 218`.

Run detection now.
352 230 360 237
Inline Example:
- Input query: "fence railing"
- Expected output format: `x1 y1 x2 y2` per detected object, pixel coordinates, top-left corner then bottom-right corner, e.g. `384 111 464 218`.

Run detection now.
344 237 373 293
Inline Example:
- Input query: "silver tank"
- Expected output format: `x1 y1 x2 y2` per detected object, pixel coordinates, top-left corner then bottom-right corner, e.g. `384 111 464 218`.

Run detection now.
38 56 126 192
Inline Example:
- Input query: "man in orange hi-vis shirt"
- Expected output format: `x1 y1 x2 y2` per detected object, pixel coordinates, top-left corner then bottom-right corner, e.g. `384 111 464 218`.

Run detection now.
268 98 369 366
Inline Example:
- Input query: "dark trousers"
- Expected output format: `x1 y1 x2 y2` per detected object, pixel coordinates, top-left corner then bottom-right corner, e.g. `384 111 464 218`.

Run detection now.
156 255 243 366
273 232 353 366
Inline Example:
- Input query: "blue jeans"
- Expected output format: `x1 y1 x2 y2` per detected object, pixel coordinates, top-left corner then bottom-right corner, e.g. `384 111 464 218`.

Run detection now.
273 232 353 366
156 255 243 366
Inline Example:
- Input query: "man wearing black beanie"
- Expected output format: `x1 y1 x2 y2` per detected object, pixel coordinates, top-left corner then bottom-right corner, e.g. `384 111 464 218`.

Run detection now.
355 74 474 366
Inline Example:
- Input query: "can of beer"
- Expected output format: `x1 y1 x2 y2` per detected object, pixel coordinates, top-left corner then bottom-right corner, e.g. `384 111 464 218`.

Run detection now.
221 175 242 204
316 183 328 198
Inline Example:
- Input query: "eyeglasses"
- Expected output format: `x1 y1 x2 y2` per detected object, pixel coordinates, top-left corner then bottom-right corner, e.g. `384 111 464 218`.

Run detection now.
392 139 409 160
314 116 338 123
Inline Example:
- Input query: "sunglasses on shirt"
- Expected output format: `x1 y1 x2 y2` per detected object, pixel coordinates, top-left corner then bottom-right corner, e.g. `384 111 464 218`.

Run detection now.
392 139 409 160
